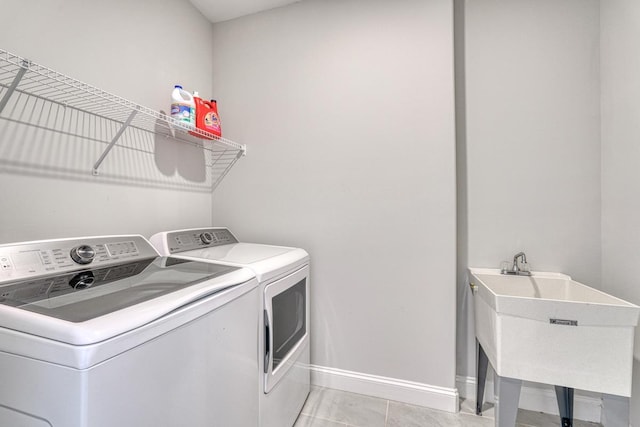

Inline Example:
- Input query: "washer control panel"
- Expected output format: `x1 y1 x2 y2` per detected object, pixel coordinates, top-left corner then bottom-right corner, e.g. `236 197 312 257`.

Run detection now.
0 235 158 284
166 228 238 254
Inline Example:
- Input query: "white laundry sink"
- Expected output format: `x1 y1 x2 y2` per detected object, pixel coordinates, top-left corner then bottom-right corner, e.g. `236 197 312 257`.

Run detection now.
469 268 640 396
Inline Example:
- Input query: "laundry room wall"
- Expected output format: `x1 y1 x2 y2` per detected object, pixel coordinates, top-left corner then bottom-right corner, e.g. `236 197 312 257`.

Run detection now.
0 0 215 243
458 0 601 402
600 1 640 423
210 0 458 408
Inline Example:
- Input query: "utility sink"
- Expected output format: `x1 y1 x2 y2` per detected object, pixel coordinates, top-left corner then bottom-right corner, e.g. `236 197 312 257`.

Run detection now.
469 268 640 396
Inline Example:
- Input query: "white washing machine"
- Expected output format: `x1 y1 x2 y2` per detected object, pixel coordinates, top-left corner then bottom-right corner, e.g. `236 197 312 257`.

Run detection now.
0 234 259 427
149 228 310 427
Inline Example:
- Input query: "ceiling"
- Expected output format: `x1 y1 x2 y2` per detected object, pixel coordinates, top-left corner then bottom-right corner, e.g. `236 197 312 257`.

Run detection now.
189 0 301 23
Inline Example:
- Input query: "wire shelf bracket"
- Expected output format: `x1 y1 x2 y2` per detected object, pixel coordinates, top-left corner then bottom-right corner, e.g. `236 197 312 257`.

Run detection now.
0 59 29 115
92 107 139 175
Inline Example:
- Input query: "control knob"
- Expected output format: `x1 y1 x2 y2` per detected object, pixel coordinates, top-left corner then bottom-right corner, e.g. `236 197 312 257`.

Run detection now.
70 245 96 265
200 232 214 245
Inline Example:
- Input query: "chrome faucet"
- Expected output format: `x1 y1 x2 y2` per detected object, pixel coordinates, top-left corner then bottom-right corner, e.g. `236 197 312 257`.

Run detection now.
501 251 531 276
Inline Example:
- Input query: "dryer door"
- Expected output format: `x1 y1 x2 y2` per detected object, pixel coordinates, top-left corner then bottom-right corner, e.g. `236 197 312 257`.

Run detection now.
263 264 309 393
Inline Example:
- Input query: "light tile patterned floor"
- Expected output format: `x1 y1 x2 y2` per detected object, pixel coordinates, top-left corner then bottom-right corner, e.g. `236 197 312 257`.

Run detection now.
294 386 602 427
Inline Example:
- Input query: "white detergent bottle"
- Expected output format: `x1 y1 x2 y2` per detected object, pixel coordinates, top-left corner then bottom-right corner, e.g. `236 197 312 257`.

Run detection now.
171 85 195 130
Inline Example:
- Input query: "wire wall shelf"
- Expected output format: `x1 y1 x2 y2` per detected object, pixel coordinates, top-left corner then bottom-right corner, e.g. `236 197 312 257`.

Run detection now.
0 48 245 190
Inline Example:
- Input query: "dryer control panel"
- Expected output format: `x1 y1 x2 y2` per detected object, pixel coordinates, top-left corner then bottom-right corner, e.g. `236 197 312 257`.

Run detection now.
164 228 239 254
0 235 159 284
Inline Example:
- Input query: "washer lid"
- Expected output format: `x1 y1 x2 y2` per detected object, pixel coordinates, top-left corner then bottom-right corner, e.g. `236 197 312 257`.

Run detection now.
0 257 254 345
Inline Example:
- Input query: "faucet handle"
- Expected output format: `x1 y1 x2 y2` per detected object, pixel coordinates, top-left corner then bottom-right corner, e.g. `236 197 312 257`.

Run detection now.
500 260 511 274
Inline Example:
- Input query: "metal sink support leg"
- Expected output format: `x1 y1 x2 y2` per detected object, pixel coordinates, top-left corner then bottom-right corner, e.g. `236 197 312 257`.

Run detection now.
554 386 574 427
476 340 489 415
476 340 522 426
494 374 522 427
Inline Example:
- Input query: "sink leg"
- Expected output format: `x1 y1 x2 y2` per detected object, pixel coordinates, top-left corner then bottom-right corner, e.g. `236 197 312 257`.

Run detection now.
554 386 574 427
476 340 489 415
494 374 522 427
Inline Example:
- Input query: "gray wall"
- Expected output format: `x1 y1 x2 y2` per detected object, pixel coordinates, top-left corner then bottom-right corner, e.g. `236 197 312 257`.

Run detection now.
459 0 601 377
210 0 458 388
600 1 640 423
0 0 215 242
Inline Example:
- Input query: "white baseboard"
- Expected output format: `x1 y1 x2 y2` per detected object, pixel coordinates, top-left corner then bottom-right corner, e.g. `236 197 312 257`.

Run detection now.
456 375 602 423
309 364 459 413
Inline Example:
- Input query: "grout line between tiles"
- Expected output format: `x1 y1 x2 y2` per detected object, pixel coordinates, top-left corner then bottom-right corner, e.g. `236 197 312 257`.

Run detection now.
306 414 351 426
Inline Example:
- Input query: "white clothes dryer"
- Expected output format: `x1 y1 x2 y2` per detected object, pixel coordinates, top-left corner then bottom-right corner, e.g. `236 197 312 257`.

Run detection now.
0 235 259 427
150 228 310 427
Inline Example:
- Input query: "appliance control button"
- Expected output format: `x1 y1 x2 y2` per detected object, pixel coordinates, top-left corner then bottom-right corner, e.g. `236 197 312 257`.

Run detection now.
70 245 96 265
200 232 214 245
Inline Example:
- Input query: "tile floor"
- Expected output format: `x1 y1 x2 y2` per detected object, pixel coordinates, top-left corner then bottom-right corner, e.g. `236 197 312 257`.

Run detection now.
294 386 602 427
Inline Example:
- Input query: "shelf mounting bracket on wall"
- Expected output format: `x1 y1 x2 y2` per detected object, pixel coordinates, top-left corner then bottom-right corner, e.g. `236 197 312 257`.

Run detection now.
0 59 29 115
92 107 139 175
